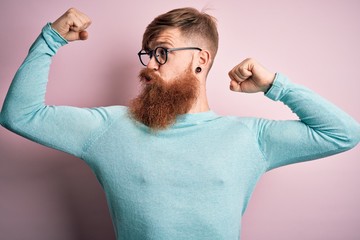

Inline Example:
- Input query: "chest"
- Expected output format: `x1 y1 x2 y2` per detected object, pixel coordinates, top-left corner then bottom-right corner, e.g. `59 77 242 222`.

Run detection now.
85 122 266 194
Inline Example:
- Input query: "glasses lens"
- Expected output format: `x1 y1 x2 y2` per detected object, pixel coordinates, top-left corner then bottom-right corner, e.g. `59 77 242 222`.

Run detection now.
155 47 167 65
139 50 150 66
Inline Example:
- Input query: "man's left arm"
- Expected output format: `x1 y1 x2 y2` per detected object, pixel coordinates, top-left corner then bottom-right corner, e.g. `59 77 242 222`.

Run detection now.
229 58 360 170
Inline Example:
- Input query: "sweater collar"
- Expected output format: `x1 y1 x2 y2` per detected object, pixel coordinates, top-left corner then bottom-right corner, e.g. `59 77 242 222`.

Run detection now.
174 111 220 126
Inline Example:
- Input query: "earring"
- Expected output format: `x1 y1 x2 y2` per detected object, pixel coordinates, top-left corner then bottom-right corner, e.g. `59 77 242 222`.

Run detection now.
195 67 202 73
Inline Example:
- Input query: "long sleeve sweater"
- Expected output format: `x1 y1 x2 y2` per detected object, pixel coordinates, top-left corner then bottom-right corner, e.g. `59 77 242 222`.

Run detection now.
1 23 360 240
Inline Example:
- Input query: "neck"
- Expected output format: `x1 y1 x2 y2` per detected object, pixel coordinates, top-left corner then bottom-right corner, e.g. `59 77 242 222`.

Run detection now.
188 86 210 113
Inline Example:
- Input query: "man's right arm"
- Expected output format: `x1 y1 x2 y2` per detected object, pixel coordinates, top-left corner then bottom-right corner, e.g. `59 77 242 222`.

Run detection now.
0 9 118 158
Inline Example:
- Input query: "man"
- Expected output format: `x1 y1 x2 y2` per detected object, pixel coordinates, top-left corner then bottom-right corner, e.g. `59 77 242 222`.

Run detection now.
1 7 359 240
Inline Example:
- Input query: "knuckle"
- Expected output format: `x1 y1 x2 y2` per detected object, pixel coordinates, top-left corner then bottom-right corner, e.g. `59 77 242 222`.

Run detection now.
66 8 77 18
244 57 255 65
67 7 77 13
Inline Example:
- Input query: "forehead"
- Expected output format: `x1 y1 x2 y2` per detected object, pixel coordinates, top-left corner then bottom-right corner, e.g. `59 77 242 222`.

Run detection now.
149 28 186 49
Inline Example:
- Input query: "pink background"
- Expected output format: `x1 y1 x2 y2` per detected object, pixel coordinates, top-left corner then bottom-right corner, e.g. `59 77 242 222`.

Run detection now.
1 0 359 239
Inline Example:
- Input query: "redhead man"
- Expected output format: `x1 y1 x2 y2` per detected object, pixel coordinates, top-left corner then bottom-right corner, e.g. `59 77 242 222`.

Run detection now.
1 7 360 240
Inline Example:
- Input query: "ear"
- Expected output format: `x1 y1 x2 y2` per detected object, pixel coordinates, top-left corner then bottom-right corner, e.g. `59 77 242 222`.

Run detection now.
198 49 211 69
192 49 212 79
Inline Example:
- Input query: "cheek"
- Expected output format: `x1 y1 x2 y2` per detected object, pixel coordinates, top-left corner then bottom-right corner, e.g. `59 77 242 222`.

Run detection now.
159 67 179 83
159 61 193 82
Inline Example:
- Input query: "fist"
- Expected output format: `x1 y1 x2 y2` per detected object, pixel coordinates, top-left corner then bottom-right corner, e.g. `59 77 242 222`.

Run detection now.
228 58 275 93
51 8 91 41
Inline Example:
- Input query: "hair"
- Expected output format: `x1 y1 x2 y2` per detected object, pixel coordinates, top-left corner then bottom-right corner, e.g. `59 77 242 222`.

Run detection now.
142 7 219 69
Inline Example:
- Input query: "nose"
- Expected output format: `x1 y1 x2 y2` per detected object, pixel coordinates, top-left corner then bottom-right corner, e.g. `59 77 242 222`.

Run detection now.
146 56 159 70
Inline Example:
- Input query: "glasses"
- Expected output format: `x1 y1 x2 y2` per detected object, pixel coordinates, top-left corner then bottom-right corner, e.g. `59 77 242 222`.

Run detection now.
137 47 202 66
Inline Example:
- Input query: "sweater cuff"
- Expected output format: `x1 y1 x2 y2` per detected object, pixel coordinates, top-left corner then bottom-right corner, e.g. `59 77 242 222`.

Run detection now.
41 22 68 55
265 72 290 101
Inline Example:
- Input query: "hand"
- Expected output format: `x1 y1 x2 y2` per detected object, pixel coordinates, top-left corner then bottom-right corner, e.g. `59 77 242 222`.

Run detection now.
51 8 92 41
228 58 276 93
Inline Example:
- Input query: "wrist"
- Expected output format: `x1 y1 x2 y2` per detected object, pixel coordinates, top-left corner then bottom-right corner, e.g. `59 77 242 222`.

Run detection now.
40 23 68 54
262 72 276 93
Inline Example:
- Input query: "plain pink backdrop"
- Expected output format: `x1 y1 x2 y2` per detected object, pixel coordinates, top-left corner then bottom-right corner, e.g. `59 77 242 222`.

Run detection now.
1 0 359 239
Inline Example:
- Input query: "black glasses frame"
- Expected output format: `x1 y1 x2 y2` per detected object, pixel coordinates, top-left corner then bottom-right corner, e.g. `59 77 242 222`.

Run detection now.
137 47 202 66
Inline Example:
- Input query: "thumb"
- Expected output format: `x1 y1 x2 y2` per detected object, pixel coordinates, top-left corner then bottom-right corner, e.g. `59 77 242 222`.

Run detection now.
79 31 89 40
65 30 89 41
229 79 242 92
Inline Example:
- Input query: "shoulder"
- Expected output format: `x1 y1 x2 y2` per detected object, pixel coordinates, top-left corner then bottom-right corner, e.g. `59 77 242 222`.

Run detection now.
93 105 129 120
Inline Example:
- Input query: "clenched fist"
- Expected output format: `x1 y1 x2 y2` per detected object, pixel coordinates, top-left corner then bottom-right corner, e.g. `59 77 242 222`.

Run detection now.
228 58 275 93
51 8 91 41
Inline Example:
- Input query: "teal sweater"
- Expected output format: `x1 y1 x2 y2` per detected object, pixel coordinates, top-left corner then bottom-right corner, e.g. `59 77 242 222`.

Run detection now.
1 23 360 240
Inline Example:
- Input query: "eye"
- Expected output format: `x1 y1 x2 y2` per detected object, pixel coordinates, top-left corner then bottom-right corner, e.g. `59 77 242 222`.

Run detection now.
157 48 167 57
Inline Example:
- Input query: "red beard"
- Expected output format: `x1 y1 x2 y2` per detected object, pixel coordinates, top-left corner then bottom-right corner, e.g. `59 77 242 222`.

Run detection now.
128 67 199 130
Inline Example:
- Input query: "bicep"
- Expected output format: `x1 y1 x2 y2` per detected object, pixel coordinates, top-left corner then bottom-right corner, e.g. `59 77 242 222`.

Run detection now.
257 119 348 171
2 105 118 158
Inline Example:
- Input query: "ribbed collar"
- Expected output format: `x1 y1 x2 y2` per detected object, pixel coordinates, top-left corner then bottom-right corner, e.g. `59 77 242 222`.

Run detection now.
173 111 220 127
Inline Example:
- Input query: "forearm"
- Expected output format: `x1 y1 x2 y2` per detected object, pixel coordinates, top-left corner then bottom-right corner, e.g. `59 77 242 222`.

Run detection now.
1 23 67 127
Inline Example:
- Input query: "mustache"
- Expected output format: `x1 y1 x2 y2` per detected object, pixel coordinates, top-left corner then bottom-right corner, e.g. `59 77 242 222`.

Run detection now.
138 68 160 83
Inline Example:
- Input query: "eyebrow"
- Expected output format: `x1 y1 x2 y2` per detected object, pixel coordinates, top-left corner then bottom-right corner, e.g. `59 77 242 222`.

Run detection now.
150 41 174 49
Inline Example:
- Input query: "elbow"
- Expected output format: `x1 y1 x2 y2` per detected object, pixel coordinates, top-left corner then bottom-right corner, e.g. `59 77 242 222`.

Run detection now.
0 109 18 131
1 100 47 135
0 106 28 133
336 122 360 150
348 128 360 149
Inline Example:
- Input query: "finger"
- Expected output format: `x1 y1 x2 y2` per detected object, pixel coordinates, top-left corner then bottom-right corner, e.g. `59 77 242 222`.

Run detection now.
79 31 89 40
228 64 253 83
66 8 91 31
76 12 92 30
229 80 242 92
235 66 252 80
69 16 88 32
68 15 91 41
228 70 244 83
